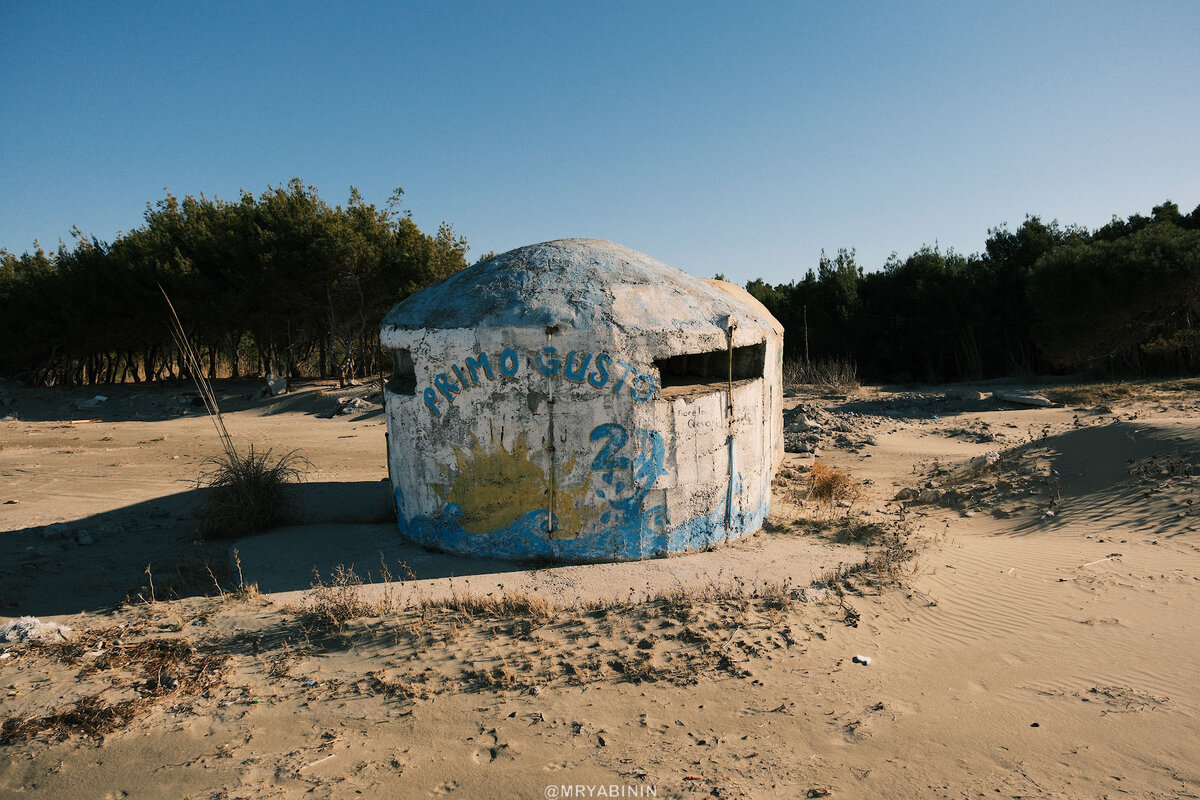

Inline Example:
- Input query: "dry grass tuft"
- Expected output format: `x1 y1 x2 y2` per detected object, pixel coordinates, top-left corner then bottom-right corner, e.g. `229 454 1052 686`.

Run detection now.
807 460 859 505
298 565 376 632
420 588 555 623
197 445 310 539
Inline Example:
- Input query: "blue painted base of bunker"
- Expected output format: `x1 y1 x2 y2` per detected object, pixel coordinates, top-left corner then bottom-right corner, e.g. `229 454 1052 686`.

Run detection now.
394 478 771 563
380 239 785 563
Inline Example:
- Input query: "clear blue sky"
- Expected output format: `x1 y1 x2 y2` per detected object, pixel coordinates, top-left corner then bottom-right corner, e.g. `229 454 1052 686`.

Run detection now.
2 1 1197 286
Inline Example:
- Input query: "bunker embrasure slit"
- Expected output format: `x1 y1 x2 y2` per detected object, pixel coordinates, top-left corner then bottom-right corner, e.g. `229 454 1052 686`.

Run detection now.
388 349 417 396
655 341 766 397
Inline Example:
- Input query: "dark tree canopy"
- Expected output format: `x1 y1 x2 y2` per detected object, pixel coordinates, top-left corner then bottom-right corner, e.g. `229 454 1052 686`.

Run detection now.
746 202 1200 382
0 179 469 385
5 192 1200 386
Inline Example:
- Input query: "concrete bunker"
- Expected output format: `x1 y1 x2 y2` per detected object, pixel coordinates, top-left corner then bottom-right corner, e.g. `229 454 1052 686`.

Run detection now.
380 238 783 562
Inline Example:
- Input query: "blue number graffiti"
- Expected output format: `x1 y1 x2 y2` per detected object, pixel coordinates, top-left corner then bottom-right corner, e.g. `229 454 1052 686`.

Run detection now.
590 423 666 526
590 423 630 471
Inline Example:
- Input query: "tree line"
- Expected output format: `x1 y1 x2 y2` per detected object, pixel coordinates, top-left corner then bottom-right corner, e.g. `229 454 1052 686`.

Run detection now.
0 179 469 385
4 187 1199 387
745 201 1200 383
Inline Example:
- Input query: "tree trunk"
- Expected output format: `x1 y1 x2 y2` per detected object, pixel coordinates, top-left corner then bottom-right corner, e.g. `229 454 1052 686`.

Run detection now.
229 332 241 378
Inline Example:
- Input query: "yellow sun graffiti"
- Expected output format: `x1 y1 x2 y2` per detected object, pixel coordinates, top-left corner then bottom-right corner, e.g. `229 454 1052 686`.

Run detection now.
431 432 596 538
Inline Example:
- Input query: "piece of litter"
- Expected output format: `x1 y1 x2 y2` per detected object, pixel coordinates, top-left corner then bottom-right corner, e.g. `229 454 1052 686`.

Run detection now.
1 617 72 642
300 753 337 772
852 655 871 666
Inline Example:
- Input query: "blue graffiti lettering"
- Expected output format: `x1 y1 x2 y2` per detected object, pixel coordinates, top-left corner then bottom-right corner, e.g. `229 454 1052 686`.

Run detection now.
588 353 611 388
433 373 459 401
631 373 656 402
536 346 561 377
611 359 636 394
418 347 656 415
500 348 519 376
465 352 493 384
423 387 441 416
563 350 592 382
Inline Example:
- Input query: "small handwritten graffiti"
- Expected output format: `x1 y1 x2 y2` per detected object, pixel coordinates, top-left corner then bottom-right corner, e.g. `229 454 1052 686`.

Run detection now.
421 347 657 416
589 423 667 528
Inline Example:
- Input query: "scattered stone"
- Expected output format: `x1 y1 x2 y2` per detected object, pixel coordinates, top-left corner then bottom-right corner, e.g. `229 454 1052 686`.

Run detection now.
41 523 71 540
852 654 872 666
994 390 1054 408
74 530 94 545
799 585 830 603
894 487 919 501
336 397 375 415
971 451 1002 470
917 488 944 503
266 373 288 396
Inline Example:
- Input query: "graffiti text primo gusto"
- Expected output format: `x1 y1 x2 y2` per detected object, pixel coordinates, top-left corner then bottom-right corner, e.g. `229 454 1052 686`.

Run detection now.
422 347 658 417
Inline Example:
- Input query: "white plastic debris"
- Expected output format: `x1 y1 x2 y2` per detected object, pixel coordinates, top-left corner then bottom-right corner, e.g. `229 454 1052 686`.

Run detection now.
0 616 72 642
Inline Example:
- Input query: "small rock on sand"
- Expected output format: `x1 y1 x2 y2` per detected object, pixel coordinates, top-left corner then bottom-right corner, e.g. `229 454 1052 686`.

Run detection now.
994 390 1054 407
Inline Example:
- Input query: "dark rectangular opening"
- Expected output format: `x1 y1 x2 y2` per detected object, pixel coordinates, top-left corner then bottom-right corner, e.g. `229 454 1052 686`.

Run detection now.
655 341 766 391
387 349 416 395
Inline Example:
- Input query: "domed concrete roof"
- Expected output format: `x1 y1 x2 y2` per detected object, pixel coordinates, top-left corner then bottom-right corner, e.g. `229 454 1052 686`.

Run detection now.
381 238 779 334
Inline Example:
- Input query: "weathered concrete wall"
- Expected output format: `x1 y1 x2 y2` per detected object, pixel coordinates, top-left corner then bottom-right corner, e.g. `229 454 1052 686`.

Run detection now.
380 239 783 562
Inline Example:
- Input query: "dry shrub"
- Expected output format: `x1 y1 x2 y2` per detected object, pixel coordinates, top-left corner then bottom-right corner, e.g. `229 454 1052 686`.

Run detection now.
368 669 430 700
1 635 228 744
823 518 918 604
807 460 859 504
1043 382 1137 407
784 357 859 393
1 695 142 744
197 445 309 539
299 565 375 632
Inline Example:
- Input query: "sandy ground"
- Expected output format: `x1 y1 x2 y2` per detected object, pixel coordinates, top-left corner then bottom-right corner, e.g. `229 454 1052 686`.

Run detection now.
2 377 1199 798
